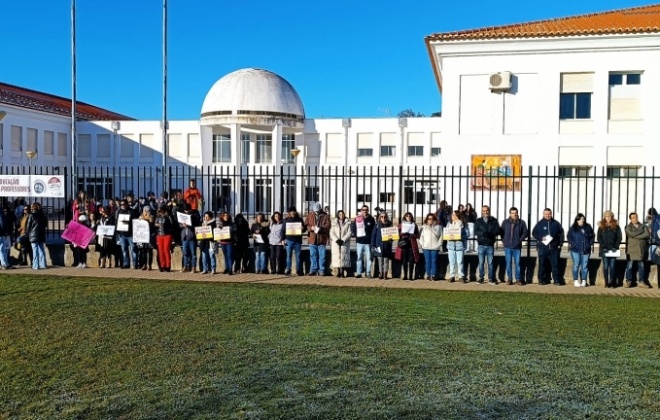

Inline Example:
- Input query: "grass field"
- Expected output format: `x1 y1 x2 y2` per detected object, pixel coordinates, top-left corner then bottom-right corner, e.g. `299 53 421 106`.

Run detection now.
1 274 659 419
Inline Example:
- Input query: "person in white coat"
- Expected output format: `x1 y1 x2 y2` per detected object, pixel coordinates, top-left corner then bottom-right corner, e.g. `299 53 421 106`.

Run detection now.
419 213 442 280
330 210 352 278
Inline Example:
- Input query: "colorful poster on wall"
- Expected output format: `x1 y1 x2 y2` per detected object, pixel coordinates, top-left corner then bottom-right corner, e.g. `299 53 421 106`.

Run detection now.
471 155 522 191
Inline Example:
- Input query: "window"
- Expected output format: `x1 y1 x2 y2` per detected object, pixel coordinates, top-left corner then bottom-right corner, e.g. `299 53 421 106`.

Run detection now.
57 133 67 156
44 131 54 156
407 146 423 157
403 181 431 204
11 125 22 152
256 134 272 163
379 192 395 203
558 166 591 178
431 147 441 157
281 179 295 210
607 166 639 178
255 179 272 212
380 145 395 157
305 186 319 202
281 134 295 164
78 134 92 158
357 148 373 157
26 128 37 153
356 194 372 202
139 133 154 159
212 178 232 212
560 73 593 120
240 134 250 164
608 72 642 121
212 134 231 163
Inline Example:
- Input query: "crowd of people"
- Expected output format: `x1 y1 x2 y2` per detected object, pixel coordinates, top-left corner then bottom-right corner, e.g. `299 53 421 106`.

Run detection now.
2 182 660 288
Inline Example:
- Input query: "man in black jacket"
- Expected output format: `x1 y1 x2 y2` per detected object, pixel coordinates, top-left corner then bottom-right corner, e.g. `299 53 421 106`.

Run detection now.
501 207 528 285
531 208 565 285
474 205 500 284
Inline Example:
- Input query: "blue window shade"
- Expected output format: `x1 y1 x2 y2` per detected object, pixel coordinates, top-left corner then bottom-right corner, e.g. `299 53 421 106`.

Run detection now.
559 93 575 119
627 74 641 85
575 93 591 119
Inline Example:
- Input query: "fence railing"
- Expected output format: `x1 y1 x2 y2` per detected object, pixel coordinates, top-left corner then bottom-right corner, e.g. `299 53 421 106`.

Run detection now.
1 165 658 239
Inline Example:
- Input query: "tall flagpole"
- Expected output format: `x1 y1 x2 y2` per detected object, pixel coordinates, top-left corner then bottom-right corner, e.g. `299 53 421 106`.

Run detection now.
162 0 168 193
71 0 77 198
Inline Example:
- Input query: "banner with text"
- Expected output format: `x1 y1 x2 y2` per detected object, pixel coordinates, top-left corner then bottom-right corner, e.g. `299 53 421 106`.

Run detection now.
0 175 65 198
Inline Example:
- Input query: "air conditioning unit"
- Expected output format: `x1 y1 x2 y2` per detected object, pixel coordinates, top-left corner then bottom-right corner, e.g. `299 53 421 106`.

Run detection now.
489 71 512 91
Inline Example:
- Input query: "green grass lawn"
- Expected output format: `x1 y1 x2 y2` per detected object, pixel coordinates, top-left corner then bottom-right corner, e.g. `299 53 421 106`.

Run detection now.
1 275 659 419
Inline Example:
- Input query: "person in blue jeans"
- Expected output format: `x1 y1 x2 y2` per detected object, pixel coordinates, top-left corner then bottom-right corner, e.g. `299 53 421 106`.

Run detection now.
474 205 500 284
250 213 270 274
115 199 137 269
351 206 376 278
305 202 331 276
218 212 236 275
532 208 565 286
419 213 442 280
597 210 622 288
624 212 650 288
567 213 594 287
198 211 217 274
501 207 529 285
282 206 305 275
178 204 200 273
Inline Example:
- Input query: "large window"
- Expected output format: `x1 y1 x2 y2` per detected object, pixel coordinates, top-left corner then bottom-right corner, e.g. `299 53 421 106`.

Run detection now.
212 178 232 212
608 72 642 121
305 186 319 202
212 134 231 163
256 134 272 163
282 134 295 164
560 73 593 120
240 134 250 164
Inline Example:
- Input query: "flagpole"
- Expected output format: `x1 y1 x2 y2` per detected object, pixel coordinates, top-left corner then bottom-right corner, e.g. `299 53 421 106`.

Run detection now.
162 0 168 194
71 0 77 198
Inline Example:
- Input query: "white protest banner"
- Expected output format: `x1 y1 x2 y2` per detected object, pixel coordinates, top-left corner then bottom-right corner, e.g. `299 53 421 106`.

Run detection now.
132 220 150 244
177 212 192 226
443 225 462 241
0 175 65 198
96 225 115 237
115 214 130 232
195 225 213 240
381 227 399 241
215 226 231 240
401 222 415 235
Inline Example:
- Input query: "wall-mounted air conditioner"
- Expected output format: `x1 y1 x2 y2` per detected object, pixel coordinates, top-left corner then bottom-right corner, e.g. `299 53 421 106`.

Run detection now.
489 72 512 91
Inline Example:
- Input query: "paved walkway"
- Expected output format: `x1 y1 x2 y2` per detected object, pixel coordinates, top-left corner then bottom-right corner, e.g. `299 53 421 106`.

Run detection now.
8 265 660 298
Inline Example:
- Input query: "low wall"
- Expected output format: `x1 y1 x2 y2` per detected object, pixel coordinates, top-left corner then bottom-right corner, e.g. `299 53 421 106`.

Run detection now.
10 245 659 286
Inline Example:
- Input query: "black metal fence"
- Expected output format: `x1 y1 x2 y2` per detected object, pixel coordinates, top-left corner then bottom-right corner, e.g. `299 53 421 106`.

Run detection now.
2 165 658 237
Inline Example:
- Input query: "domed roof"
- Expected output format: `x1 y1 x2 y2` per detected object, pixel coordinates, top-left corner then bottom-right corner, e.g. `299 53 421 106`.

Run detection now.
201 68 305 122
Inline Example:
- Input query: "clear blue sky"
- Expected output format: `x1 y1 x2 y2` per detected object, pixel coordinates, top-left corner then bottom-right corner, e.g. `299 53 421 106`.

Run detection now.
1 0 651 120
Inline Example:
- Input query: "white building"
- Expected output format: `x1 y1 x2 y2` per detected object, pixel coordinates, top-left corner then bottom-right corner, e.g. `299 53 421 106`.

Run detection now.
1 3 659 223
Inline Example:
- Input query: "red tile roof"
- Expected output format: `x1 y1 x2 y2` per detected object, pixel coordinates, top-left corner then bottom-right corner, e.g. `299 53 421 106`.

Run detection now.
0 82 134 121
425 3 660 41
425 3 660 93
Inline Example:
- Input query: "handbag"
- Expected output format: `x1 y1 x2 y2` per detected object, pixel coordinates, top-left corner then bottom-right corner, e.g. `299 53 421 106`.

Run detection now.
394 246 403 261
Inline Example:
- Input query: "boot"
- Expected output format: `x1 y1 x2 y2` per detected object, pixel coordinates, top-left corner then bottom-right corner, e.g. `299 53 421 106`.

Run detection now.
408 264 415 281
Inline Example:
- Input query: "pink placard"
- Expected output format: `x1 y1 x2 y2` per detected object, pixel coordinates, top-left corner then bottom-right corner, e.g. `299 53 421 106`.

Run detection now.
62 221 95 248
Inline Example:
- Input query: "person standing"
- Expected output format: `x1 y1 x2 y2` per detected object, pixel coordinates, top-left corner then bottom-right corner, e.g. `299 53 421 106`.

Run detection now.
251 213 270 274
233 214 251 273
352 205 376 278
445 210 468 282
16 205 32 266
566 213 595 287
154 205 175 272
463 203 478 253
183 179 203 214
306 202 331 276
474 205 500 285
532 208 565 286
624 212 650 288
372 212 394 279
283 206 305 276
597 211 622 288
0 204 16 269
198 211 217 275
419 213 442 281
647 208 660 288
25 202 48 270
268 212 285 275
179 204 200 273
218 212 236 275
501 207 529 285
330 210 352 278
397 212 420 280
115 199 137 269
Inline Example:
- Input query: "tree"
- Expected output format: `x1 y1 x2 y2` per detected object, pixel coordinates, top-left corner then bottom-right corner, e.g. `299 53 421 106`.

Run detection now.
397 109 425 118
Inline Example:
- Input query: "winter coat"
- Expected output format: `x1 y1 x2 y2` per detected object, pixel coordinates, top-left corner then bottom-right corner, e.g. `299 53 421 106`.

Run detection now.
330 218 352 268
155 213 175 236
233 215 251 248
446 220 468 251
474 217 500 246
597 224 622 257
532 218 564 251
179 211 201 242
371 220 394 258
268 221 284 244
351 214 375 245
251 221 270 252
26 209 47 243
0 210 16 236
306 211 331 245
419 224 442 250
625 222 649 261
501 218 529 249
567 224 595 255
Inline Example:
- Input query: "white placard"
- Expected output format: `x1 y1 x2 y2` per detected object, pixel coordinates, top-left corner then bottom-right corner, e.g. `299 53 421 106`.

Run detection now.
542 235 552 246
443 225 462 241
401 222 415 235
116 214 131 232
96 225 115 237
381 227 399 241
0 175 65 198
254 234 265 244
216 226 231 240
285 222 302 236
604 250 621 258
177 212 192 226
195 226 213 240
132 220 150 244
